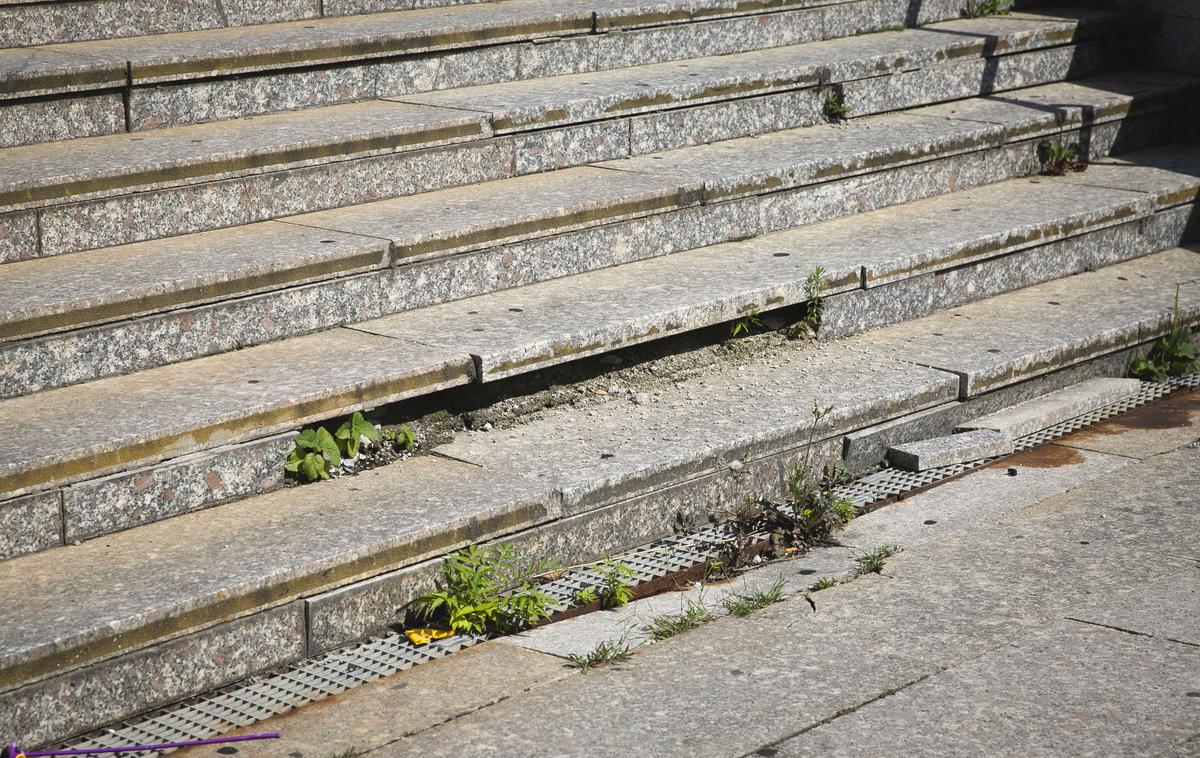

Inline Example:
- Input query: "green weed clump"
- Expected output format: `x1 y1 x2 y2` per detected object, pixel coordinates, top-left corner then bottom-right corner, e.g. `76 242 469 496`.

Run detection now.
415 546 558 635
1130 286 1199 382
285 411 380 482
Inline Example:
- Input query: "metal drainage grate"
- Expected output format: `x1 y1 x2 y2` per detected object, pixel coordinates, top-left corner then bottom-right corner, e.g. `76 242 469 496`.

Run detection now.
52 377 1194 755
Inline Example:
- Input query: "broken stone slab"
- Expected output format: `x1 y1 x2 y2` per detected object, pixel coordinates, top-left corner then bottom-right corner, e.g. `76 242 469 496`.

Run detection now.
0 99 489 211
957 377 1144 440
887 429 1014 472
0 327 473 499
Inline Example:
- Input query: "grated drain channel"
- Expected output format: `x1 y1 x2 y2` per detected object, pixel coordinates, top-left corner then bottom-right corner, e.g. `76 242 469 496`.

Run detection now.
50 376 1195 755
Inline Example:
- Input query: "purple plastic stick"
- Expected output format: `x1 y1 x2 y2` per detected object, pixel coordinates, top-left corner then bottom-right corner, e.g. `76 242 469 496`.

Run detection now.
19 732 280 756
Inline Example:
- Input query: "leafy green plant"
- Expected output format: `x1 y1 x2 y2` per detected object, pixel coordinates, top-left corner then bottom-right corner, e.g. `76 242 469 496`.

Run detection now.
595 557 636 608
335 411 379 459
730 306 764 338
645 599 715 640
808 577 838 592
567 636 633 671
855 545 899 575
722 577 785 617
823 87 850 122
961 0 1011 18
415 546 557 635
284 426 341 482
1040 138 1085 176
383 423 418 451
788 267 828 339
712 401 857 573
574 587 599 605
1130 286 1199 381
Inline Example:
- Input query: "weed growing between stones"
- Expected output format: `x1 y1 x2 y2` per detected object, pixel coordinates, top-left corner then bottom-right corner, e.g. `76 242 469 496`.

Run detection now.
730 306 764 338
808 576 838 592
855 545 899 575
645 599 716 640
1130 286 1200 381
568 636 634 671
788 267 828 340
961 0 1011 18
414 545 559 635
1039 138 1087 176
823 86 850 122
284 411 420 483
710 401 856 576
722 577 785 617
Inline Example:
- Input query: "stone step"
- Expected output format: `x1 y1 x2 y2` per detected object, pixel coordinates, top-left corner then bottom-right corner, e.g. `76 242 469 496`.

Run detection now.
0 0 1029 145
0 9 1113 259
1 138 1195 551
3 245 1196 747
1 75 1188 398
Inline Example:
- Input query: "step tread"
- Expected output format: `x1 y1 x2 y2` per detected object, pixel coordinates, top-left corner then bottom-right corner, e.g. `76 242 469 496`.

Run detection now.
431 247 1200 494
853 247 1200 396
0 328 474 497
0 94 1193 500
0 339 958 693
0 9 1100 212
0 99 488 208
351 175 1164 381
0 222 389 340
397 12 1097 131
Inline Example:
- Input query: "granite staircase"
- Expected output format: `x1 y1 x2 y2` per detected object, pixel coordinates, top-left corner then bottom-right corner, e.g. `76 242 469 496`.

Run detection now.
1 0 1198 746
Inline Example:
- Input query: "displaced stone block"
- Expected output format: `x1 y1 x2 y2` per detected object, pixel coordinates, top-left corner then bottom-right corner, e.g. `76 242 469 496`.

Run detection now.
888 429 1014 471
958 378 1143 439
0 490 62 560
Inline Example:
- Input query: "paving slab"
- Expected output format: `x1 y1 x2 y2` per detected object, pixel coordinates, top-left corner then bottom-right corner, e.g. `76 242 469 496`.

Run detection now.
887 428 1013 470
851 248 1200 397
1067 567 1200 647
0 46 126 100
1058 387 1200 459
0 222 389 341
174 642 573 758
498 611 650 659
0 99 488 210
286 166 701 263
773 620 1200 757
1067 142 1200 211
436 340 958 516
0 327 473 498
840 444 1135 553
0 455 553 697
958 377 1143 438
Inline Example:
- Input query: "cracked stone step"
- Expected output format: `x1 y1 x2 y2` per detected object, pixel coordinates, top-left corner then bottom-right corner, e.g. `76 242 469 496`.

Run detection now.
0 9 1104 223
0 328 474 500
887 429 1015 471
853 247 1200 398
2 90 1191 399
956 377 1144 438
0 343 960 746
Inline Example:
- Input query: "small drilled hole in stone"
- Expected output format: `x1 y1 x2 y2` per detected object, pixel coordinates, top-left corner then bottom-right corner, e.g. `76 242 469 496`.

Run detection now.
320 239 335 244
987 349 1002 354
467 311 478 315
773 252 790 257
217 749 239 756
1118 276 1128 281
472 327 485 332
798 568 816 575
924 519 937 525
1187 692 1200 698
1047 300 1060 305
190 139 202 143
247 379 260 384
1079 541 1090 545
508 307 524 313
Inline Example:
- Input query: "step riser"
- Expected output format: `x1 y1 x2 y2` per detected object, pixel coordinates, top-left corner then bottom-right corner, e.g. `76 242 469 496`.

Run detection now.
0 0 523 48
0 39 1105 262
2 168 1192 559
0 343 1168 748
0 102 1177 402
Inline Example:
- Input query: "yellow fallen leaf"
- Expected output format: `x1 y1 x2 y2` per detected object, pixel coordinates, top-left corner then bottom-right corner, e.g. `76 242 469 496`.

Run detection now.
405 628 453 646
